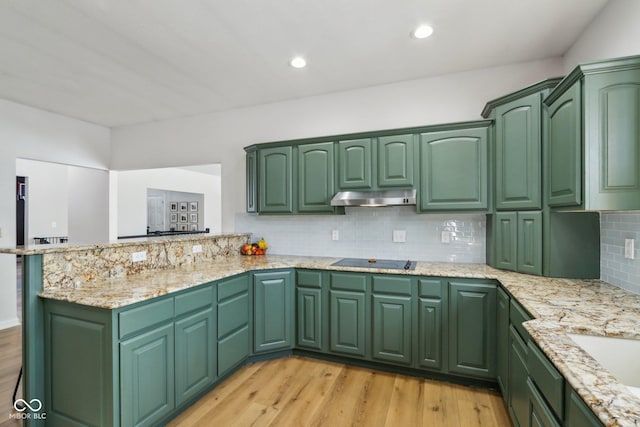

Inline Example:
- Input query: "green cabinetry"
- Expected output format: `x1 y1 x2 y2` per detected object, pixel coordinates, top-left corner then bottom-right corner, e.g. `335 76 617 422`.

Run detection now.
377 134 415 187
448 280 496 379
246 148 258 213
329 272 368 358
298 142 335 213
496 287 509 397
565 387 604 427
419 125 489 211
338 138 373 189
253 270 294 353
258 146 294 213
416 278 446 371
120 323 175 427
544 56 640 210
371 275 413 366
296 270 325 351
495 211 543 275
217 274 250 375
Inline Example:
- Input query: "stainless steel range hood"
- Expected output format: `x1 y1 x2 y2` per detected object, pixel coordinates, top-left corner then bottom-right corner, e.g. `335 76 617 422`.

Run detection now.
330 189 416 207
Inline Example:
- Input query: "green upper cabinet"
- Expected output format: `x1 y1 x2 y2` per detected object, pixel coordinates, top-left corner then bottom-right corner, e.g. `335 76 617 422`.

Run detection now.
546 82 582 208
253 270 294 353
494 93 542 210
482 78 561 211
338 138 373 189
377 134 415 187
246 148 258 213
258 146 294 213
419 124 489 211
544 56 640 210
298 142 335 213
492 211 542 276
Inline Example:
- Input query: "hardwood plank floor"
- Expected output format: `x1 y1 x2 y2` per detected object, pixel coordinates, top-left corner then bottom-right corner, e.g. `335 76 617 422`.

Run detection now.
0 326 22 427
168 356 511 427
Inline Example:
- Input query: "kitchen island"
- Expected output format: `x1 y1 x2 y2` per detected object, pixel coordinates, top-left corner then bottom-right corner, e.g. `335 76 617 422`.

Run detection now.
3 235 639 426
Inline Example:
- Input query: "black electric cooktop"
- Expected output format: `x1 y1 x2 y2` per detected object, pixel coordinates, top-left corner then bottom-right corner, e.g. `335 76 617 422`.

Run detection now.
331 258 417 271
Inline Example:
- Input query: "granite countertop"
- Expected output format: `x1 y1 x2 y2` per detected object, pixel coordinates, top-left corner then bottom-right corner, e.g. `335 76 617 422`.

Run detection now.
37 254 640 426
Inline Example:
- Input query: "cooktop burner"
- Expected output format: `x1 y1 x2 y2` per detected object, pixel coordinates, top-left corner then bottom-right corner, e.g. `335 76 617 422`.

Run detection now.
331 258 417 271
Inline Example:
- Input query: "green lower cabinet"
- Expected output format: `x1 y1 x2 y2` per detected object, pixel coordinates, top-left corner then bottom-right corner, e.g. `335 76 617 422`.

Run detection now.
174 308 216 406
217 275 250 375
417 297 443 371
297 287 323 350
120 323 175 427
565 387 603 427
527 378 561 427
372 294 412 365
509 326 529 427
448 280 497 379
329 290 367 357
253 270 294 353
496 287 510 398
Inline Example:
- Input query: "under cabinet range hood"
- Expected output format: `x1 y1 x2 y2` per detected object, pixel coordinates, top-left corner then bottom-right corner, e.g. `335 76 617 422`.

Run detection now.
330 189 416 207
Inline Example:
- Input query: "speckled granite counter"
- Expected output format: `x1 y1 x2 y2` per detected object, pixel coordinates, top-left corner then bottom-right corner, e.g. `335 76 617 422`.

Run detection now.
31 254 640 425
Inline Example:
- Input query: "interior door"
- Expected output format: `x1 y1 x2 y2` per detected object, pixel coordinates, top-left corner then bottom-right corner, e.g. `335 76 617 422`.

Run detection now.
147 195 165 232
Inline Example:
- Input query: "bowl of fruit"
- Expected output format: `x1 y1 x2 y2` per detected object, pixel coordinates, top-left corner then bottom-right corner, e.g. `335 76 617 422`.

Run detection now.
241 238 268 255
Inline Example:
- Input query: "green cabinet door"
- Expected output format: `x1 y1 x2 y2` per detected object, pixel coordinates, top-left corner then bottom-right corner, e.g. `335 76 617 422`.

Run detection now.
377 134 414 187
217 274 250 375
527 378 562 427
495 212 517 271
417 297 444 371
297 287 322 350
120 323 175 427
546 82 582 207
517 211 543 276
496 287 509 399
448 281 496 379
259 146 294 213
246 149 258 213
298 142 335 212
254 271 293 353
419 127 488 211
372 294 412 365
329 290 366 357
175 308 216 406
509 326 530 427
565 387 603 427
585 70 640 210
338 138 373 189
495 93 542 210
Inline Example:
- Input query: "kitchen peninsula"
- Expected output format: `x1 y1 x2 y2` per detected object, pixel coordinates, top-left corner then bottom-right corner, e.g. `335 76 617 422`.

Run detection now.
3 234 640 426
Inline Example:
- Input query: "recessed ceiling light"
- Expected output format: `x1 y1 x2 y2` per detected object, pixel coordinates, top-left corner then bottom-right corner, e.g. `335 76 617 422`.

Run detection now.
289 56 307 69
412 24 434 39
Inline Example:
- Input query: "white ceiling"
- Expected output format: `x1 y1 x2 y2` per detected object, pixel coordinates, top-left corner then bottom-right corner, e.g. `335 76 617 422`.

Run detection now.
0 0 608 128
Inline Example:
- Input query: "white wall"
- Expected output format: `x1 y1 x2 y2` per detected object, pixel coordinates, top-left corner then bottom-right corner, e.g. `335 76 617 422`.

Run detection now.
0 99 110 329
111 57 564 232
563 0 640 71
68 166 110 245
116 167 221 237
16 159 69 241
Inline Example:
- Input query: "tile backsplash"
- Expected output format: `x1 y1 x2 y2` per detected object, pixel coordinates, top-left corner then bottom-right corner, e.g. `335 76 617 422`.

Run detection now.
235 207 486 263
600 212 640 294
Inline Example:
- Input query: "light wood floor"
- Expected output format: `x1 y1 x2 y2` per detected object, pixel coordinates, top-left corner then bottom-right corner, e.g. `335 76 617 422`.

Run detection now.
168 356 511 427
0 326 22 427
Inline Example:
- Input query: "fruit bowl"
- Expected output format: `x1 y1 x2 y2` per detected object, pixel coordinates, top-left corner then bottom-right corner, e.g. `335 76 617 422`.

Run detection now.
240 239 268 256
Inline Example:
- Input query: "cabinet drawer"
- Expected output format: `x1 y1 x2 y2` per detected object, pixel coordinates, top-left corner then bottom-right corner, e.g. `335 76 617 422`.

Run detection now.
330 272 367 292
372 275 412 296
528 341 564 420
175 285 213 317
527 377 562 427
218 325 249 375
218 293 249 339
418 279 443 298
119 298 174 339
510 299 532 341
217 274 249 302
297 270 323 288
